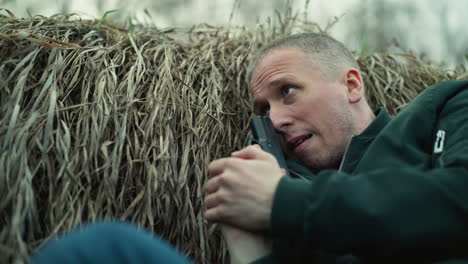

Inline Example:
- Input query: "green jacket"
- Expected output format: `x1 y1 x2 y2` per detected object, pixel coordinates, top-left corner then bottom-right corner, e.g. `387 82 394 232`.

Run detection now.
252 80 468 264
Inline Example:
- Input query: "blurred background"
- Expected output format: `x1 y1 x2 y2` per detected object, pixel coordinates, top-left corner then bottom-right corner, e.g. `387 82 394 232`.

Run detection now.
1 0 467 68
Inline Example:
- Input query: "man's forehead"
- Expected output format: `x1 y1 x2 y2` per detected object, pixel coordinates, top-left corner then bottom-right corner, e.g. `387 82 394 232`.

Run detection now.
251 48 308 80
252 76 293 94
255 48 306 71
249 48 307 94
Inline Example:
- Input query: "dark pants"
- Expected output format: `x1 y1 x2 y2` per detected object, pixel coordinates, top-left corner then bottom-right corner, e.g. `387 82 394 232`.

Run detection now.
30 221 192 264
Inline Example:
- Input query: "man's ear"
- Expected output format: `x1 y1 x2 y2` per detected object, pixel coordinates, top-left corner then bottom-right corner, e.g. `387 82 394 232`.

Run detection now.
344 68 364 104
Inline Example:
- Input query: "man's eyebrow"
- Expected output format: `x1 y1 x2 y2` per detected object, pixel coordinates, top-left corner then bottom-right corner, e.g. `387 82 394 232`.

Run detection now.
251 77 295 111
268 77 292 88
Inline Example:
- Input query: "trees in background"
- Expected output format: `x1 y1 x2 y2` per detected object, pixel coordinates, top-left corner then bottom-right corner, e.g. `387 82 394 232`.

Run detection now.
344 0 467 67
1 0 466 67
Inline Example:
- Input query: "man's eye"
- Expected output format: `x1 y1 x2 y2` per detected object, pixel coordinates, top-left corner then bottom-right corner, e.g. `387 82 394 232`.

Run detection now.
282 86 295 95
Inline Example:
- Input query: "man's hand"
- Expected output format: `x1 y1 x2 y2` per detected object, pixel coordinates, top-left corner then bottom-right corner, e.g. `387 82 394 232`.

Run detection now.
204 145 285 231
222 225 272 264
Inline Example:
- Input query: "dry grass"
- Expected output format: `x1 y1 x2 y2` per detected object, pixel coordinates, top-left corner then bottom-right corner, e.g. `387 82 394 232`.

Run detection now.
0 9 465 264
358 53 461 115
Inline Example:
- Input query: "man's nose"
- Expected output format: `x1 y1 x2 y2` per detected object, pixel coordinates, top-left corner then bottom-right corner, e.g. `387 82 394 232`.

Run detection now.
269 105 292 133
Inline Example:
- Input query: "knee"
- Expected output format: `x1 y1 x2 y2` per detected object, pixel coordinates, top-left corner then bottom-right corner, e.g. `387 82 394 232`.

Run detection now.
31 220 191 264
77 220 144 238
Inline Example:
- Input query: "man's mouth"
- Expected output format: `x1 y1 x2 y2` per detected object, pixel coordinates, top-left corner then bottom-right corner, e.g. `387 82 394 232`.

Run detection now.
288 134 313 152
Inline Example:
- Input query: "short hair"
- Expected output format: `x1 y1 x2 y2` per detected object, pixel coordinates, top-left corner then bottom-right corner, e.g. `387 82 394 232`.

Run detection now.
247 33 360 82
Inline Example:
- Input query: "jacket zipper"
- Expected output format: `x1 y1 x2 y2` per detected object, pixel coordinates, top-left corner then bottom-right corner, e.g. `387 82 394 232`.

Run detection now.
338 135 354 172
287 168 309 180
433 129 445 154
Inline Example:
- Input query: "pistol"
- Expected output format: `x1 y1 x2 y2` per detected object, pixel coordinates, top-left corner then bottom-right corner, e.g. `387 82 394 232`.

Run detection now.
248 115 289 177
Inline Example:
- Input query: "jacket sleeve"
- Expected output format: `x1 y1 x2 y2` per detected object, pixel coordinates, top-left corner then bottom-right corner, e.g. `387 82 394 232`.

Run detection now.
269 87 468 259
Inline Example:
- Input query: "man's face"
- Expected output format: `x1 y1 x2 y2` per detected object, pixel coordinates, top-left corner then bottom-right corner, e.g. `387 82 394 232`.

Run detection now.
250 48 356 170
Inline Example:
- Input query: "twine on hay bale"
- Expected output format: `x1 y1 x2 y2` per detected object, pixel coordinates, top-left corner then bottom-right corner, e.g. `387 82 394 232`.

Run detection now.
0 8 465 264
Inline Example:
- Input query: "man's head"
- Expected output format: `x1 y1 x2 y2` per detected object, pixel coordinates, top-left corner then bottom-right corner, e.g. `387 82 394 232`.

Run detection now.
248 33 375 170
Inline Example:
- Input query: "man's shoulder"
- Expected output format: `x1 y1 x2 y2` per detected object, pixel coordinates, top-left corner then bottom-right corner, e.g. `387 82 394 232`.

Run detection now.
392 80 468 119
429 79 468 90
422 80 468 104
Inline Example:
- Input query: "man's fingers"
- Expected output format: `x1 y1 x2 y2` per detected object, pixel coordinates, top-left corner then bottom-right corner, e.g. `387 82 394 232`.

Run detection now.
230 144 267 160
208 157 248 178
204 206 223 223
205 189 228 209
204 193 231 223
209 145 273 179
205 175 226 194
204 192 217 210
207 158 228 178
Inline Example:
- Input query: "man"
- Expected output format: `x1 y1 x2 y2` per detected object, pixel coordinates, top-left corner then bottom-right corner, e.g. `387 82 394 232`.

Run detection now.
204 33 468 263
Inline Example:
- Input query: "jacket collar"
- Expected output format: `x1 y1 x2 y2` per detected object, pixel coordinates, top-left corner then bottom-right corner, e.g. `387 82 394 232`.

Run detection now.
339 107 392 173
356 107 392 139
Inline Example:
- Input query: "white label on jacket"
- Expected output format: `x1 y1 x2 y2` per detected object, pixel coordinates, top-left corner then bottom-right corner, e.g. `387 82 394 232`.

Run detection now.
434 130 445 154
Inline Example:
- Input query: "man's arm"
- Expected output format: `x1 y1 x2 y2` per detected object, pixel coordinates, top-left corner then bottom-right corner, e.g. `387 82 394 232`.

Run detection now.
218 147 276 264
270 86 468 260
218 114 286 264
222 225 272 264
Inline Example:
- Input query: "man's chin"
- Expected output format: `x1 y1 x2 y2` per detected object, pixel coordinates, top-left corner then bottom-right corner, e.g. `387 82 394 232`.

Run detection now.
285 150 332 170
291 154 317 169
296 154 338 171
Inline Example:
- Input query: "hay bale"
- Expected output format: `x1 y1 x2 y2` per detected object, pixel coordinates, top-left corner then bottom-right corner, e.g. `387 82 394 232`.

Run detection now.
0 9 465 264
